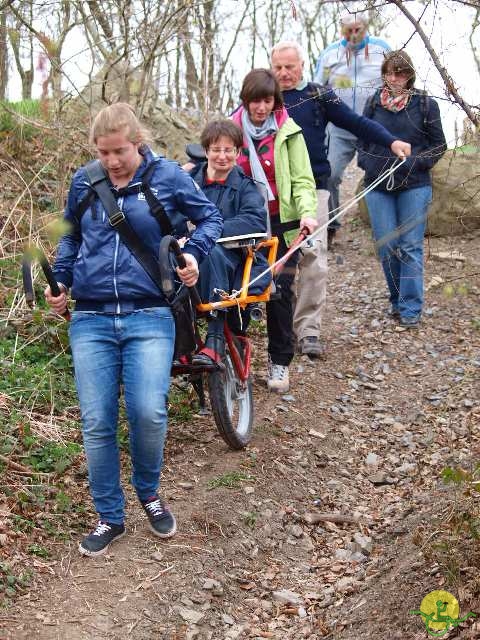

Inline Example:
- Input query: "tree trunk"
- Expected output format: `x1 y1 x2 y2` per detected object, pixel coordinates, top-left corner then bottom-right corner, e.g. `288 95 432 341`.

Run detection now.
8 25 34 100
175 34 181 109
22 69 33 99
183 37 198 109
0 10 7 100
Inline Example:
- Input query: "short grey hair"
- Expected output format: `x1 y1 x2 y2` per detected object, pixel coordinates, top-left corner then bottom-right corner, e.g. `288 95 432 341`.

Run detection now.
340 10 368 27
270 41 304 63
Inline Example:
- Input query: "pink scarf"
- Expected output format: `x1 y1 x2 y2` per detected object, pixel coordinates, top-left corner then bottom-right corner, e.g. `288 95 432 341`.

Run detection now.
380 86 410 112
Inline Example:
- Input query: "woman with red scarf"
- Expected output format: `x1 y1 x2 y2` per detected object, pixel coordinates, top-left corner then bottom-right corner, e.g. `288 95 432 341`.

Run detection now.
358 51 446 328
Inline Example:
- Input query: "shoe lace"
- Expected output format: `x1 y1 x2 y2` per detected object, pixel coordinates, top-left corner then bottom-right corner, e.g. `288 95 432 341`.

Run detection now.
92 521 111 536
144 498 165 518
271 364 288 381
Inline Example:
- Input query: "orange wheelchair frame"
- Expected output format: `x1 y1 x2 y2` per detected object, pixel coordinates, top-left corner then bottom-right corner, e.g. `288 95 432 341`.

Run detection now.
22 235 280 451
196 236 279 314
164 234 279 449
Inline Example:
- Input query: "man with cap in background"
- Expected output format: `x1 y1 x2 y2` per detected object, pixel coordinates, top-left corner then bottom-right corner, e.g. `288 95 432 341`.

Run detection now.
314 10 391 247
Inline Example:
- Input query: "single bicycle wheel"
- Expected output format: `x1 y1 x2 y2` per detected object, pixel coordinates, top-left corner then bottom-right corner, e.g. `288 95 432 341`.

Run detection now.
207 337 253 450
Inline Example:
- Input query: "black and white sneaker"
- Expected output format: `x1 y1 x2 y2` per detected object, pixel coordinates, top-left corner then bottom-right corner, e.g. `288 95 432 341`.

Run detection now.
78 520 126 557
141 495 177 538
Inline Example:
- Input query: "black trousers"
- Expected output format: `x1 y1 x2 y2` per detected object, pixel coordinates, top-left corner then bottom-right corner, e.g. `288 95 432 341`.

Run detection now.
266 238 298 366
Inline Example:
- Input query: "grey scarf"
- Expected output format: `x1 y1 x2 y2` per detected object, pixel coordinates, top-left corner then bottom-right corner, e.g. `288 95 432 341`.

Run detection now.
241 109 278 201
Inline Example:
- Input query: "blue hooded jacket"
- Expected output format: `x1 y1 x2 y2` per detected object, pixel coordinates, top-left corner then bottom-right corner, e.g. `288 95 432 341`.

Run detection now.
189 163 267 237
189 162 271 300
53 147 223 310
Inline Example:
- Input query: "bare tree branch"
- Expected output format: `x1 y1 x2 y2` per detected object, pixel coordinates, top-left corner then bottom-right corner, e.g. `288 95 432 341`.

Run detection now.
469 8 480 76
0 0 15 11
390 0 479 126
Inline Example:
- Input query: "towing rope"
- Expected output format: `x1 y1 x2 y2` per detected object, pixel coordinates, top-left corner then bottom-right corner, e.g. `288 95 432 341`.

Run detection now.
228 158 406 300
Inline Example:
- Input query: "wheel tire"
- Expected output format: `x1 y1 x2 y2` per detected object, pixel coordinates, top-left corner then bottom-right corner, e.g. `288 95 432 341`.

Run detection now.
207 341 253 450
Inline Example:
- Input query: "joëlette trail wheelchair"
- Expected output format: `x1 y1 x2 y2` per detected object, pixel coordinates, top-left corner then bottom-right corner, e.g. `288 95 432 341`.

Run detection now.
158 233 278 450
22 233 278 451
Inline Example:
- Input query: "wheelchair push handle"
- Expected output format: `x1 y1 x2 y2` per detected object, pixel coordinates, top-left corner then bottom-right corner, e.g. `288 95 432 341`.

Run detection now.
185 143 207 163
158 235 201 306
22 248 71 321
170 238 187 270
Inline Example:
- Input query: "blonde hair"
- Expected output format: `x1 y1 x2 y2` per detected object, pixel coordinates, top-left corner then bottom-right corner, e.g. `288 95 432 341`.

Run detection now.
89 102 151 146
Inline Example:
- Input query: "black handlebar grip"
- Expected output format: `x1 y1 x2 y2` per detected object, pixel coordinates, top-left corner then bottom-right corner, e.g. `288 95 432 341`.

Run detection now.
158 235 202 306
169 238 187 269
22 255 35 307
39 253 61 297
40 250 71 320
21 249 70 320
169 239 202 306
38 253 71 319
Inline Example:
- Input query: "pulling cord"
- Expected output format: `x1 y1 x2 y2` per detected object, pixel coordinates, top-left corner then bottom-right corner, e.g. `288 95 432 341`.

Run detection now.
228 158 406 300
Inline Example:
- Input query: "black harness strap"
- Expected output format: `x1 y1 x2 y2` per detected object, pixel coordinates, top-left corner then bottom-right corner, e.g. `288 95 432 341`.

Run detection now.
365 90 430 131
84 160 165 291
74 160 174 236
140 164 174 236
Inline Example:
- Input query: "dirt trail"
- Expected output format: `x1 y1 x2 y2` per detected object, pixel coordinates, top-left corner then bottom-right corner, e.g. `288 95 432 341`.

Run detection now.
3 167 480 640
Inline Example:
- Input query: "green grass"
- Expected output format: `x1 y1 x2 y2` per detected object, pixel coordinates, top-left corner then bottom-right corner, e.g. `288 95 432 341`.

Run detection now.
0 99 43 140
0 328 74 413
24 440 81 473
242 511 258 529
207 471 253 490
0 563 32 600
168 386 196 423
454 144 479 154
12 515 35 534
27 544 50 559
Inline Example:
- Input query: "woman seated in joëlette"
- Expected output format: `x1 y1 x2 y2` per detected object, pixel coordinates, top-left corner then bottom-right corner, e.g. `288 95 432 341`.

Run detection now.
188 118 271 365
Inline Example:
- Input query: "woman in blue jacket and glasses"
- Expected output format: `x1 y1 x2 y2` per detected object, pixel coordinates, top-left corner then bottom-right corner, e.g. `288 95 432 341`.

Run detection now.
187 118 271 365
358 51 446 328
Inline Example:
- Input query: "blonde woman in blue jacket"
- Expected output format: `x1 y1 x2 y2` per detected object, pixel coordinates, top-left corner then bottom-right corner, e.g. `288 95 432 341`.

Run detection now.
46 103 222 556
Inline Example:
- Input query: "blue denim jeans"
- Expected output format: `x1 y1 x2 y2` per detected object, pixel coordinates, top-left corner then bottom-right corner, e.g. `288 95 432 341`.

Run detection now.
365 186 432 319
69 308 175 524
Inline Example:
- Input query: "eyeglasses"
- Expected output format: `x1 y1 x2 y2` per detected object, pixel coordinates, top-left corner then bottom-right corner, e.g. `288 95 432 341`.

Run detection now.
208 147 237 155
384 70 410 78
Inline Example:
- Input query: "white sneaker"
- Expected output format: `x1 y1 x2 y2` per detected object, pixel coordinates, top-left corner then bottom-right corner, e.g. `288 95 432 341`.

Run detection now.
267 360 289 393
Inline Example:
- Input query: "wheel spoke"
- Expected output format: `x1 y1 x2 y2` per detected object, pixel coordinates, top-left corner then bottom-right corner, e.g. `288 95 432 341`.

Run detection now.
207 341 253 449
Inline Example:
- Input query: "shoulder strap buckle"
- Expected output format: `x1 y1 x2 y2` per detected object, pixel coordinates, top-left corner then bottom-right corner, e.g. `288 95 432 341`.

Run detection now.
108 210 126 227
